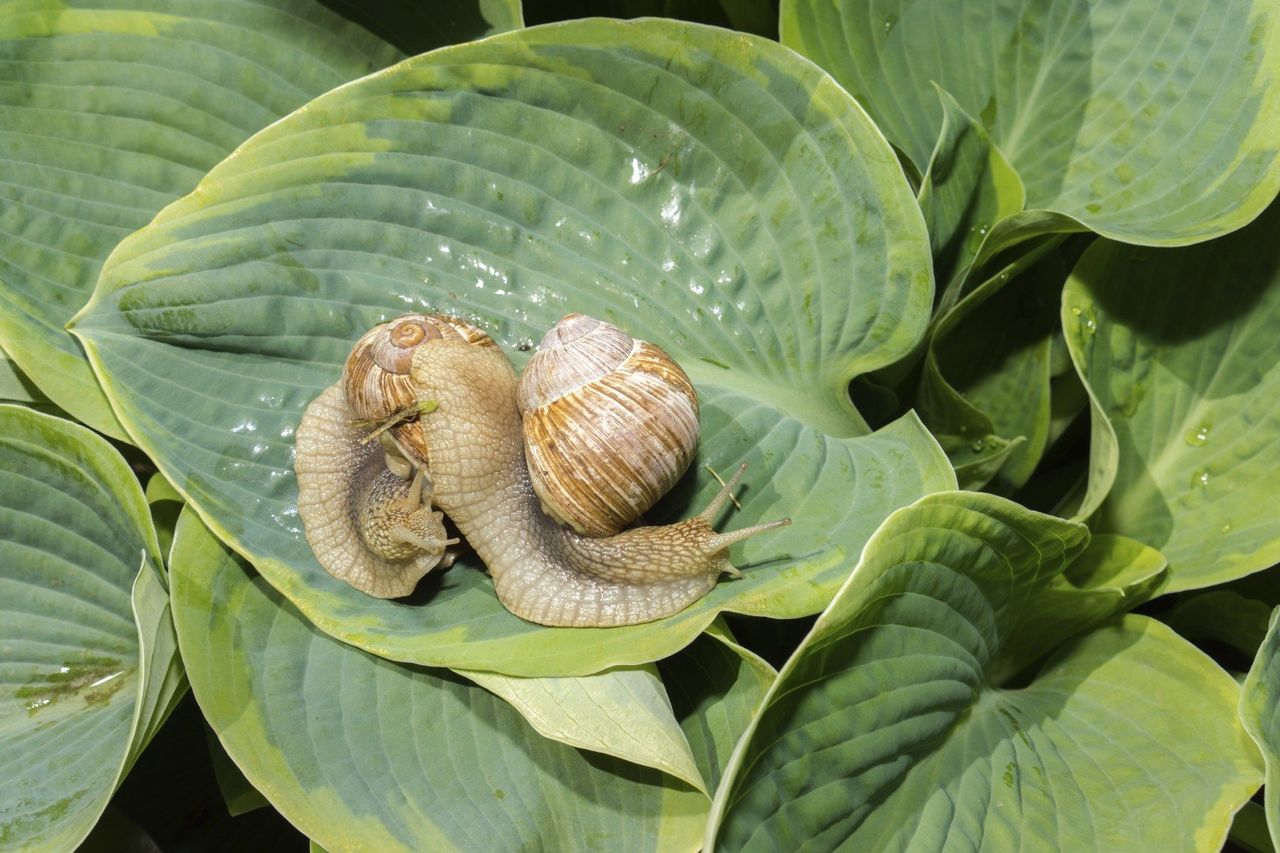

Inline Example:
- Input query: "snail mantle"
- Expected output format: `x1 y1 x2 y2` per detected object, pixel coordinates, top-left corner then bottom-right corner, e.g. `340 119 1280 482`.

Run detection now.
294 312 789 628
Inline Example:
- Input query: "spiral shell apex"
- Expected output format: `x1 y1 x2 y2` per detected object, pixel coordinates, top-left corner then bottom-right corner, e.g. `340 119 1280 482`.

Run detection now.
516 313 699 537
342 313 495 463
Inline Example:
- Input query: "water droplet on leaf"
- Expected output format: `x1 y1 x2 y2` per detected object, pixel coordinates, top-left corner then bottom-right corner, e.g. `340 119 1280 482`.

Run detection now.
1184 425 1211 446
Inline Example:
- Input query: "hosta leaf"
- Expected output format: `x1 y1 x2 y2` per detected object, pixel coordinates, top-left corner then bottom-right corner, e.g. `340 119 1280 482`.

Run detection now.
169 508 706 852
0 348 42 403
918 245 1068 492
0 0 519 439
658 619 776 795
1241 608 1280 851
1064 199 1280 592
461 665 706 794
0 405 174 850
72 19 951 676
143 471 183 569
205 725 270 818
782 0 1280 247
1164 590 1275 659
708 492 1260 850
915 86 1024 293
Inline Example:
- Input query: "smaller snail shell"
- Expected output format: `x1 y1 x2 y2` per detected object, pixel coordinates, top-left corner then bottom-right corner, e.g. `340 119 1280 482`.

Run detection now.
516 313 699 537
343 313 496 464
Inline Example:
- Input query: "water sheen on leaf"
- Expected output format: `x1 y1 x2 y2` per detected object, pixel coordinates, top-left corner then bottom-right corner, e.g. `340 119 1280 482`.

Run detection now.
72 19 950 676
0 0 419 439
0 406 175 850
169 509 706 852
708 492 1260 850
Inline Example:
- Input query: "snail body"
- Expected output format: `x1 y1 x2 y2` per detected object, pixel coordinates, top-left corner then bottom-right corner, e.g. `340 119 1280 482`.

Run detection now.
409 338 782 627
295 384 457 598
295 313 788 627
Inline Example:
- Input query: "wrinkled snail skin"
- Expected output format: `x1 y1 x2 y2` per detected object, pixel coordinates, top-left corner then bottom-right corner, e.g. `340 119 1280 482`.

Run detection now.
408 339 789 628
295 384 456 598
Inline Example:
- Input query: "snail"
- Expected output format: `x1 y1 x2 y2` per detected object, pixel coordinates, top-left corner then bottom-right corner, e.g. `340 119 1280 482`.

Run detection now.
295 312 789 627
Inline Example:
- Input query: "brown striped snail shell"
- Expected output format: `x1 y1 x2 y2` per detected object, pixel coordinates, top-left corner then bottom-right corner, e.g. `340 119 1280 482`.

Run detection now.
342 313 497 465
516 313 700 537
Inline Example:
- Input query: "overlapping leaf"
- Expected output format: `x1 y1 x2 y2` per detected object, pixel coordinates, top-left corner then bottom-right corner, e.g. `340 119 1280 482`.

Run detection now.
1241 607 1280 850
0 406 175 849
73 19 952 676
1064 199 1280 592
170 508 706 852
708 492 1259 850
782 0 1280 248
917 244 1068 490
915 87 1025 293
462 665 706 793
0 0 520 438
658 620 776 795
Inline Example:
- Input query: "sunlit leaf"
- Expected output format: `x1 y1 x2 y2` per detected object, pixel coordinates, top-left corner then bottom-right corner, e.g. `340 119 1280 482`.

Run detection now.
782 0 1280 247
0 0 519 438
461 665 707 794
73 18 951 676
1064 199 1280 592
170 508 706 851
1241 607 1280 850
709 492 1258 850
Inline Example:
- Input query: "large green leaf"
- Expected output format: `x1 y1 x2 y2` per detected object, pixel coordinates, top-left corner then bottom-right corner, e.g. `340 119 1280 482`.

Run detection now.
708 492 1259 850
1064 199 1280 593
1241 607 1280 851
0 348 42 403
0 405 175 849
782 0 1280 248
0 0 521 439
169 508 706 851
73 19 952 676
1164 590 1276 660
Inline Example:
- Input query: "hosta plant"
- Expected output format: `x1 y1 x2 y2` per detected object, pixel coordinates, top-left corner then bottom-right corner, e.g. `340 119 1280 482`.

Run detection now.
1 0 1279 849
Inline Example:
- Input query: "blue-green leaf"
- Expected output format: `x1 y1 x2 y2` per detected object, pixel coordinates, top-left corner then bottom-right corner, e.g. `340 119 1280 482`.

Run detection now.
73 18 952 676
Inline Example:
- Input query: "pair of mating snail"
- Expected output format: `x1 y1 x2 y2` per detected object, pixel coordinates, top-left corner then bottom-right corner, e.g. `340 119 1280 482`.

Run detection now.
294 312 788 628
